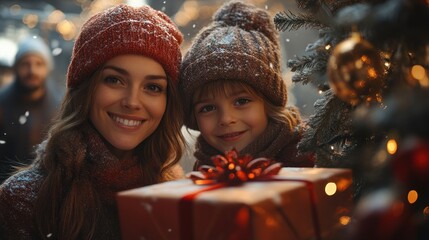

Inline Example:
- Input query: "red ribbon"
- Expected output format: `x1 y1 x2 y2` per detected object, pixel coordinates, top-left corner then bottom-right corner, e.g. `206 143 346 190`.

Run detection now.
179 149 321 240
187 148 283 186
178 177 321 240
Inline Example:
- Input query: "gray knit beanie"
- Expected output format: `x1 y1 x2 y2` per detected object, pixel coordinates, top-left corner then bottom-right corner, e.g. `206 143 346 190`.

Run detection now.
14 36 53 70
179 0 287 130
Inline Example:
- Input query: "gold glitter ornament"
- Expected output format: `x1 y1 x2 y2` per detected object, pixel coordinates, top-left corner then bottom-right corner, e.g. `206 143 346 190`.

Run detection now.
327 33 384 106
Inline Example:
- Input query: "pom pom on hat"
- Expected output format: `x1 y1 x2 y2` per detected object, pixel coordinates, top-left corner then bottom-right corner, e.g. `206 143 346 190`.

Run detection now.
14 36 53 70
67 4 183 89
214 1 278 45
180 0 287 130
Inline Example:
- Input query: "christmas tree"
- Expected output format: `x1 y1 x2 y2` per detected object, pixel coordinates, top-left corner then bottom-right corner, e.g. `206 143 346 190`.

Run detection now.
274 0 429 239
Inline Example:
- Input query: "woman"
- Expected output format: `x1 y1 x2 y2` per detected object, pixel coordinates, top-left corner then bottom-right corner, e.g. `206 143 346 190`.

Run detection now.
0 4 185 239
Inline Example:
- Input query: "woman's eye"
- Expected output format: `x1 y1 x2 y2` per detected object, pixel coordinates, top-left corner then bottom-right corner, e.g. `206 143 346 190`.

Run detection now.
199 105 216 113
103 76 122 85
235 98 251 106
145 84 163 93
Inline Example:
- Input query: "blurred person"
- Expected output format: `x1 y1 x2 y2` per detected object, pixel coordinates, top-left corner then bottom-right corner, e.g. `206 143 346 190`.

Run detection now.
0 36 62 183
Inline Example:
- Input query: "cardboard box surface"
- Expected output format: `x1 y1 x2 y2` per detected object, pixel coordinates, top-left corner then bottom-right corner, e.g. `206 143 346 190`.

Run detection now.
117 167 353 240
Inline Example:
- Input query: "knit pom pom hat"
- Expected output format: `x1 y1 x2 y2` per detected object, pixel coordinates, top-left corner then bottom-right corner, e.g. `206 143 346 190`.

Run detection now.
67 4 183 88
180 0 287 130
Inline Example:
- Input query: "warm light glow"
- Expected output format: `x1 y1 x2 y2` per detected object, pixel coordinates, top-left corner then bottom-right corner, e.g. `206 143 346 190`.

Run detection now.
361 55 369 63
355 59 363 69
174 1 199 26
339 216 351 225
411 65 426 80
248 173 255 179
367 68 377 78
325 44 331 50
336 178 352 191
411 65 429 87
23 14 39 28
228 163 235 170
407 190 418 204
47 10 65 24
386 139 397 155
325 182 337 196
57 20 77 40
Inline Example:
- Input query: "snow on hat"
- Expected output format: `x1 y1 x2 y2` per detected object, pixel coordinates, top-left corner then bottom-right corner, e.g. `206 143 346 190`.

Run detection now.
67 4 183 89
179 0 287 130
14 36 53 70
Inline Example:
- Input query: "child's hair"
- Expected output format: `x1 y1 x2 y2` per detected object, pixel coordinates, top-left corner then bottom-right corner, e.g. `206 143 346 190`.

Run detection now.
31 4 185 239
189 80 300 131
180 1 290 130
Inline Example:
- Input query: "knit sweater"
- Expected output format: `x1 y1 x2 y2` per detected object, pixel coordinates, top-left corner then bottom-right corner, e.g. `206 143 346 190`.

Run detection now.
0 125 184 239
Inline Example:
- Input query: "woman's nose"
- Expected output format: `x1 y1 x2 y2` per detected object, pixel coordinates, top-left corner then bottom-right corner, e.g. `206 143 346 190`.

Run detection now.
121 90 142 110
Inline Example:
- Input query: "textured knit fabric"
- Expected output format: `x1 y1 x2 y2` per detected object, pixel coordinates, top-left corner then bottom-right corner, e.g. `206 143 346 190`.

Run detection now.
67 4 183 88
14 36 53 70
193 120 314 170
180 0 287 130
0 124 184 239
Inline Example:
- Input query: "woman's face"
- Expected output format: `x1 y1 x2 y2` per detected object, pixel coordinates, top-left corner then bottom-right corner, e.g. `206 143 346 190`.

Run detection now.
90 54 167 159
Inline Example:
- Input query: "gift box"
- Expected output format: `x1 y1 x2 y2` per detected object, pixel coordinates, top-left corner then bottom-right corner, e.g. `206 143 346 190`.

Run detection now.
117 167 353 240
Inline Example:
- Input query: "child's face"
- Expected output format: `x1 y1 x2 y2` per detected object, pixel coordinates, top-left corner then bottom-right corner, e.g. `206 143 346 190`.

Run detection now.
90 54 167 159
194 85 268 152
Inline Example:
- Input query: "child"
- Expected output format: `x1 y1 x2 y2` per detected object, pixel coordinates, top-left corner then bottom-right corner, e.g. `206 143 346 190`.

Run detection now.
179 1 314 170
0 5 184 239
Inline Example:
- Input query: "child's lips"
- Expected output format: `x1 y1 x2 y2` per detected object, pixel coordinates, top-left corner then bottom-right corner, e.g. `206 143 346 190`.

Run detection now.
218 131 246 141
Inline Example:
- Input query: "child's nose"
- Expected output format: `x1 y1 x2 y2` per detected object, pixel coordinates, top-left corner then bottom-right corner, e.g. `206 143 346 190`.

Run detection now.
218 110 236 126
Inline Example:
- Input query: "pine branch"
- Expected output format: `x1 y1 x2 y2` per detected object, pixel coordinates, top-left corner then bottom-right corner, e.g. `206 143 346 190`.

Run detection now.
274 11 324 32
288 50 329 86
298 90 354 154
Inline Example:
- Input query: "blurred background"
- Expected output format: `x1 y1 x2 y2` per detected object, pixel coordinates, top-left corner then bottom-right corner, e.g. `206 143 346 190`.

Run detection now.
0 0 320 172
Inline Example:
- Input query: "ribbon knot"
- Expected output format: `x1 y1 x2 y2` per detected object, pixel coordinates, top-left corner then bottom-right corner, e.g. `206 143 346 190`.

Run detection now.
188 148 282 185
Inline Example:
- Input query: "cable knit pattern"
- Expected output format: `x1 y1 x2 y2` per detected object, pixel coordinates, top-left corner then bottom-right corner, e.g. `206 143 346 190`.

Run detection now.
0 125 184 239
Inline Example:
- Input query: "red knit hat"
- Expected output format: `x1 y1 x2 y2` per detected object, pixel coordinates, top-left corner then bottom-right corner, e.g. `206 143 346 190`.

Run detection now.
67 4 183 88
180 1 287 130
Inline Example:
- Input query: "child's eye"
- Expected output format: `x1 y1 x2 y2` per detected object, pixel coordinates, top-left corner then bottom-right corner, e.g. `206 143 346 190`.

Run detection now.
234 98 251 106
199 105 216 113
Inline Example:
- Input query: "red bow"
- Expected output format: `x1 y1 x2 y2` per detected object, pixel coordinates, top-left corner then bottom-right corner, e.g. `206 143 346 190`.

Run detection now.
188 149 282 185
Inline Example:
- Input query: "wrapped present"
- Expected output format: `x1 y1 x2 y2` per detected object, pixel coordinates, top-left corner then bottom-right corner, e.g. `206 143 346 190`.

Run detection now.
117 149 352 239
117 166 353 240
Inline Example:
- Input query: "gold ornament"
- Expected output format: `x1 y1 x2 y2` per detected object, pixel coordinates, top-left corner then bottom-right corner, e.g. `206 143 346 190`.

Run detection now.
327 33 384 105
